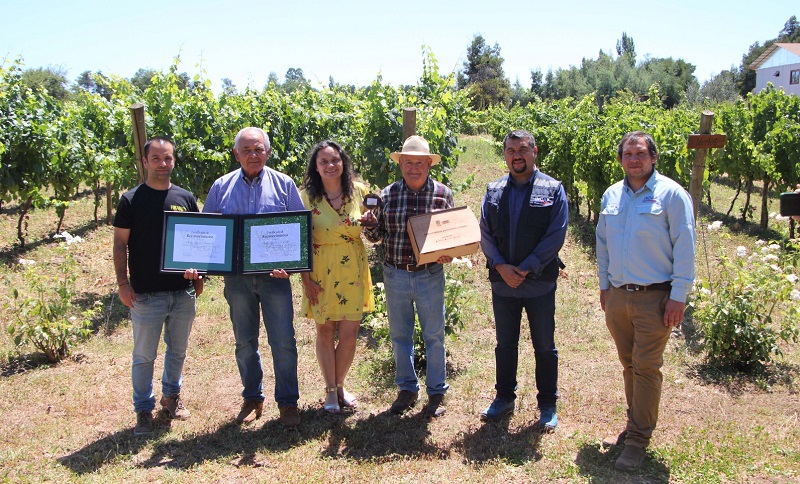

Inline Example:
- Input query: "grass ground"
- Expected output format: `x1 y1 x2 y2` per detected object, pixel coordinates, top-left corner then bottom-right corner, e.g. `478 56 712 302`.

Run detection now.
0 135 798 483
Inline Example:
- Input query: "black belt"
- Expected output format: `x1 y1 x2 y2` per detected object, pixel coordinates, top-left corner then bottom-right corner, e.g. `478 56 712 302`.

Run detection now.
386 262 437 272
617 282 671 292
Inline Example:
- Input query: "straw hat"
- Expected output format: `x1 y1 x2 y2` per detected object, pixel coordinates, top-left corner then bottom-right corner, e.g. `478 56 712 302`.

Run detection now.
389 135 441 165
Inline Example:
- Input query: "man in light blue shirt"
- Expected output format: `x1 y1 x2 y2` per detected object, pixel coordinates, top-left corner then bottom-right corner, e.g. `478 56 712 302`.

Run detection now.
186 127 305 427
596 131 695 472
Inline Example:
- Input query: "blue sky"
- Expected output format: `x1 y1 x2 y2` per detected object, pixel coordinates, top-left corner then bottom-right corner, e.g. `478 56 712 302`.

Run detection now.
1 0 797 91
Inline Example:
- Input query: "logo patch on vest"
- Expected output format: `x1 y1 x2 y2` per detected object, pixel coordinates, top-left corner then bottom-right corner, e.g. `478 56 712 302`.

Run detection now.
531 196 554 207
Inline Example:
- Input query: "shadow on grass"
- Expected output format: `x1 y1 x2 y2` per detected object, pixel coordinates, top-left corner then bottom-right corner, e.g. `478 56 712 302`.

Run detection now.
454 418 543 465
686 360 800 396
326 410 445 461
58 407 340 474
575 442 670 483
0 352 55 377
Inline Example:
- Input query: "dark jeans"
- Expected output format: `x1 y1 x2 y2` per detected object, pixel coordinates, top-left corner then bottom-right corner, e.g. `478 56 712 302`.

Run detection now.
492 285 558 408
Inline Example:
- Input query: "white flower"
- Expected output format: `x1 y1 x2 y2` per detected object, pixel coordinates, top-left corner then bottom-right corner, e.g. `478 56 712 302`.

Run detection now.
18 258 36 265
769 244 781 251
755 240 767 246
707 221 723 231
761 247 771 254
762 254 779 262
770 264 782 273
776 215 790 222
791 289 800 301
69 316 77 321
769 212 777 219
452 257 473 269
699 287 712 295
787 274 799 283
375 282 384 290
736 246 748 257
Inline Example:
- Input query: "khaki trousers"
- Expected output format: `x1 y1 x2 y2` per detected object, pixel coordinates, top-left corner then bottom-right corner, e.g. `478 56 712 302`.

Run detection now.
605 286 671 448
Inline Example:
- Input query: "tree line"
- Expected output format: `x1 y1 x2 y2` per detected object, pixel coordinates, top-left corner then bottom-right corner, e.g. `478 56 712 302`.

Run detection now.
2 18 800 247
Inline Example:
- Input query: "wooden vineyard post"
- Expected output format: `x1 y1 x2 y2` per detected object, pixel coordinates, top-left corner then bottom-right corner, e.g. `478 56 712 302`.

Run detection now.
106 181 113 224
687 111 726 223
129 103 147 185
402 108 416 141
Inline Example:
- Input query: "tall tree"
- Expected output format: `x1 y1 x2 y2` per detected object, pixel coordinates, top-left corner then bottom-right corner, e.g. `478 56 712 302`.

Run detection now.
266 72 280 89
530 69 544 98
283 67 309 92
130 68 158 92
221 77 237 95
616 32 636 67
458 34 511 109
73 70 112 100
21 66 70 100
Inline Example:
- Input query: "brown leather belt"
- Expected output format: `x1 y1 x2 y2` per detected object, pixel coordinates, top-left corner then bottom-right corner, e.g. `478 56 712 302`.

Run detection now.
386 262 437 272
618 282 672 292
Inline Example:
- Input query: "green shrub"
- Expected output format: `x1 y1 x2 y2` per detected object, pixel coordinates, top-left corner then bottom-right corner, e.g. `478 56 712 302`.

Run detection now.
692 239 800 370
6 247 99 363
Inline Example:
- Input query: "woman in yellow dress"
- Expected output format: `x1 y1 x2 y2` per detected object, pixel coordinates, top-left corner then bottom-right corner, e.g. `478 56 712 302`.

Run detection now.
300 140 375 413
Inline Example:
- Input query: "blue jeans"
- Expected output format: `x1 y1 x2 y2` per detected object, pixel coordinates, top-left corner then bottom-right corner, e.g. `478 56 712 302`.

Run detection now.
492 285 558 408
383 263 449 396
223 274 298 407
131 289 196 413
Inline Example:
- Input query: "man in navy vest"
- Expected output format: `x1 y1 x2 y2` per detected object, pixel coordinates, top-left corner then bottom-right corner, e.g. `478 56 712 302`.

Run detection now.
478 129 568 432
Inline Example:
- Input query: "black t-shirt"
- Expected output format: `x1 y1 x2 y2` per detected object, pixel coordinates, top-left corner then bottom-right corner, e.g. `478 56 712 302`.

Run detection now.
113 184 199 293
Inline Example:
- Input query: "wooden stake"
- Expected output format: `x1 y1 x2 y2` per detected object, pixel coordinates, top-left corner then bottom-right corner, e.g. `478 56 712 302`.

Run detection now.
688 111 716 222
402 107 416 142
129 103 147 185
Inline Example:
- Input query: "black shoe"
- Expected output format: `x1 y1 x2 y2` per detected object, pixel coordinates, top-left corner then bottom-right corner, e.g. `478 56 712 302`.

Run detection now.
389 390 418 415
422 393 446 418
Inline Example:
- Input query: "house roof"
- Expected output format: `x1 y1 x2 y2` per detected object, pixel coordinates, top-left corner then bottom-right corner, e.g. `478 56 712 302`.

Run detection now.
749 43 800 70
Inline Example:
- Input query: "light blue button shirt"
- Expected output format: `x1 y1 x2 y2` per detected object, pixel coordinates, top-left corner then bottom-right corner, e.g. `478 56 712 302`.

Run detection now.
596 170 696 302
202 167 305 215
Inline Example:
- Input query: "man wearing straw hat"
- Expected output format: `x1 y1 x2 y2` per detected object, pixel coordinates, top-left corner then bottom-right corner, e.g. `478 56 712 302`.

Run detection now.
363 135 454 419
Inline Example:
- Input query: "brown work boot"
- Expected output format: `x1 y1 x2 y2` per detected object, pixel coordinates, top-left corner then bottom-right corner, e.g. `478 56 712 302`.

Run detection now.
279 405 300 427
133 411 154 436
160 394 191 420
615 444 645 472
236 400 264 424
389 390 418 415
422 393 446 418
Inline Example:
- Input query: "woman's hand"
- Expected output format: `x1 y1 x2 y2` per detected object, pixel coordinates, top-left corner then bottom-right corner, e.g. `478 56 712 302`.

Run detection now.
301 273 323 305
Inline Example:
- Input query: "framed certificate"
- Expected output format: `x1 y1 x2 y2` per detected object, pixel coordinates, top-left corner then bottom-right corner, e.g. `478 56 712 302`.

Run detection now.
161 212 237 275
161 210 312 275
241 211 312 274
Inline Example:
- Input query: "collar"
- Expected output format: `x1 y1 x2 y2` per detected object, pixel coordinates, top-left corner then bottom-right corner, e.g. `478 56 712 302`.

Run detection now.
508 168 539 187
239 167 265 185
624 169 658 194
400 176 432 193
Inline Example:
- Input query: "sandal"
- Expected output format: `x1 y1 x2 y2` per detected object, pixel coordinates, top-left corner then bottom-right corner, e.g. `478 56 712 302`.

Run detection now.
337 384 358 409
323 386 340 414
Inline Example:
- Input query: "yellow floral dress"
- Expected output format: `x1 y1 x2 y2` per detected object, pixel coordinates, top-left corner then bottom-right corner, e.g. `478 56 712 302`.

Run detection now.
301 181 375 324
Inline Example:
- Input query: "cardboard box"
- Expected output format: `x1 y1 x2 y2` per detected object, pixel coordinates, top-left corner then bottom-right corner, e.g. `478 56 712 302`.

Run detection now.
406 206 481 265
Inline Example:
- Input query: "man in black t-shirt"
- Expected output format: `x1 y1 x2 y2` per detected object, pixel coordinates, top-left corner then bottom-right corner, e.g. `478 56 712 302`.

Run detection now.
113 136 201 436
